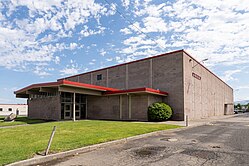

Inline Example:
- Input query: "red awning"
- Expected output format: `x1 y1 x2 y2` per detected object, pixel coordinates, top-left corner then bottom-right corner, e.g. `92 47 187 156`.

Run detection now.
15 80 168 98
104 87 168 96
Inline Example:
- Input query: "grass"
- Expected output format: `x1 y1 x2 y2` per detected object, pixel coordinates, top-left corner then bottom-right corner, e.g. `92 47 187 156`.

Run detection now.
0 120 181 165
0 116 45 127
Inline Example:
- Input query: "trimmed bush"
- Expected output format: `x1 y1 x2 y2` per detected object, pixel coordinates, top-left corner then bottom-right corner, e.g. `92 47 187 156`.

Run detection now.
148 102 173 121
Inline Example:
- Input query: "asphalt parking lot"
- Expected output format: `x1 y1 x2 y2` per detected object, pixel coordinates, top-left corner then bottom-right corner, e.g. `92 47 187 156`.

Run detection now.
39 113 249 166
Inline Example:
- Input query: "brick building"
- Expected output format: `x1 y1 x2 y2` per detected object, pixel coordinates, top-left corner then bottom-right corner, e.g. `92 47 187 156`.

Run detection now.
15 50 234 121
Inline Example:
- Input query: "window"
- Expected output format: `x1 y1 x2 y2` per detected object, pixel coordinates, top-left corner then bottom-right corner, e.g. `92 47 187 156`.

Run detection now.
97 74 102 80
8 108 12 111
0 108 2 111
65 112 70 117
65 105 71 111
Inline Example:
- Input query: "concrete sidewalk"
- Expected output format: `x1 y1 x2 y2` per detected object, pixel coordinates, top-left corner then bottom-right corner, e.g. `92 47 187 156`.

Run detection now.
162 113 241 127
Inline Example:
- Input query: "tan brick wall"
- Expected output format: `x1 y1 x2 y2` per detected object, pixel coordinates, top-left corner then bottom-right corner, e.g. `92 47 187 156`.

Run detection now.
108 66 126 89
183 53 234 120
130 94 148 121
152 52 184 120
128 61 150 89
87 94 164 121
79 73 91 84
66 52 184 120
92 70 108 87
87 95 120 120
148 95 164 106
67 76 78 82
64 51 233 121
121 95 129 120
28 95 61 120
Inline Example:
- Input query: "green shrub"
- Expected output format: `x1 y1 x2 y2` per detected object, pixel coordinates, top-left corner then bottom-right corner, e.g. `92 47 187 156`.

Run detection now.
148 102 173 121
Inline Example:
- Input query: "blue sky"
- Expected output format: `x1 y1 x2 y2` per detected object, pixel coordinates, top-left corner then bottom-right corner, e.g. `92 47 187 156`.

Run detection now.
0 0 249 103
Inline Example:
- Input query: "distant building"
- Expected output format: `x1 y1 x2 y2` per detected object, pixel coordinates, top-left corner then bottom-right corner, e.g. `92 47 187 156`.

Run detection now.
0 104 28 116
15 50 234 121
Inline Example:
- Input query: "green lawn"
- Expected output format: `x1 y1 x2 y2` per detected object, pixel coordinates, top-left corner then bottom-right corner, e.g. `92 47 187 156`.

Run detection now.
0 116 45 127
0 120 180 165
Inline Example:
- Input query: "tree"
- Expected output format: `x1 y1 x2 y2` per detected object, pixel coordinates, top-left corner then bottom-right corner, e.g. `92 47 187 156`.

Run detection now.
236 103 241 110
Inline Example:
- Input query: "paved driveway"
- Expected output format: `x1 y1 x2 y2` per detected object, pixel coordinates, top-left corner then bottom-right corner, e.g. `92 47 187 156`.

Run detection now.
41 113 249 166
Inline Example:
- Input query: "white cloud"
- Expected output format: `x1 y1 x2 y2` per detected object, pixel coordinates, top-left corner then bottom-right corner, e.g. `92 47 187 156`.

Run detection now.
120 27 132 35
80 26 105 37
221 69 241 82
121 0 130 8
0 0 113 75
117 0 249 72
33 70 51 77
99 49 107 56
60 60 80 76
60 68 79 75
142 17 168 33
69 43 78 50
1 0 249 81
106 58 113 62
238 85 249 90
54 56 60 64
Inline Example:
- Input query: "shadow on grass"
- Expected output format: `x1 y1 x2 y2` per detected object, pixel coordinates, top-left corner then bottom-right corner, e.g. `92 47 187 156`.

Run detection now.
0 116 46 125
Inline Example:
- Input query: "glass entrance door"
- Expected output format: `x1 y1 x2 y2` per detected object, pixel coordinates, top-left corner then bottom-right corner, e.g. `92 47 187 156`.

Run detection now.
80 104 87 119
64 104 71 120
75 104 81 119
61 92 87 120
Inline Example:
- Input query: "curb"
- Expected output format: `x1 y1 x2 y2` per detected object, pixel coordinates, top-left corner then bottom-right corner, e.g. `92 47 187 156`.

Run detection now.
7 128 181 166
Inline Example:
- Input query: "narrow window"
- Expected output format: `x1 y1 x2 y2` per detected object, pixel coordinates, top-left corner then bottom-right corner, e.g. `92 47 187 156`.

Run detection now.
0 108 2 111
8 108 12 111
97 74 102 80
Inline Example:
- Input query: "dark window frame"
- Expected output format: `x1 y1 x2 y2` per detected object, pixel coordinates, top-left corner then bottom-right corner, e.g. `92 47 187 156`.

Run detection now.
97 74 102 80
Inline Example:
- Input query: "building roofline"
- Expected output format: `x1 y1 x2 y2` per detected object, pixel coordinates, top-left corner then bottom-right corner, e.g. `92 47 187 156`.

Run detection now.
58 49 184 81
58 49 232 90
14 80 119 95
15 79 168 97
14 81 61 94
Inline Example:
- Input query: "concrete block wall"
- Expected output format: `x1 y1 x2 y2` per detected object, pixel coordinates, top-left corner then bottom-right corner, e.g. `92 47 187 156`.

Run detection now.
130 95 149 121
64 50 233 121
148 95 164 106
128 60 151 88
121 95 129 120
108 66 126 89
87 95 120 120
79 73 91 84
183 53 234 120
65 51 185 120
87 94 164 121
28 95 61 120
152 53 184 120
